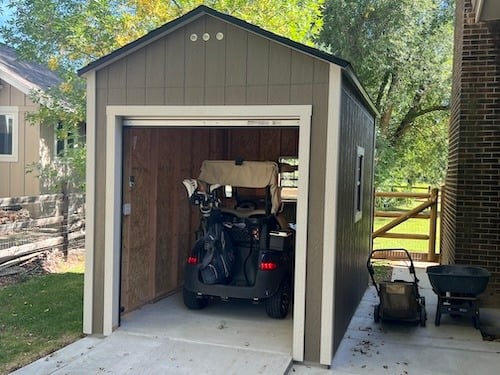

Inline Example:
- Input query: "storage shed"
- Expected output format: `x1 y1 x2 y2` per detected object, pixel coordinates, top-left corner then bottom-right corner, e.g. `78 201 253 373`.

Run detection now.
78 5 377 366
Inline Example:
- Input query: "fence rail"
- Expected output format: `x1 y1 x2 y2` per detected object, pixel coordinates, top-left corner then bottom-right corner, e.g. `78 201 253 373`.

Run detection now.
373 188 439 262
0 193 85 270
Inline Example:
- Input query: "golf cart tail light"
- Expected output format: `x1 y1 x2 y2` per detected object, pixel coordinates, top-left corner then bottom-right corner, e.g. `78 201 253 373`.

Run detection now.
260 261 278 271
187 256 198 265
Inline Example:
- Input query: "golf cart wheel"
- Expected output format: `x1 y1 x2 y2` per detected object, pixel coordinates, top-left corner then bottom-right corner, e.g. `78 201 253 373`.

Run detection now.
183 289 208 310
265 278 291 319
374 305 380 323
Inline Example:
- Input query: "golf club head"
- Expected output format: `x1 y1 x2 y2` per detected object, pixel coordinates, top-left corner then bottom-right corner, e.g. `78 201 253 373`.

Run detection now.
182 178 198 198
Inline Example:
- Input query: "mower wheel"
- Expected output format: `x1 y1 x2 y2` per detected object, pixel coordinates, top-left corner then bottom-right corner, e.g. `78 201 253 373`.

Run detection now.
420 305 427 327
374 305 380 323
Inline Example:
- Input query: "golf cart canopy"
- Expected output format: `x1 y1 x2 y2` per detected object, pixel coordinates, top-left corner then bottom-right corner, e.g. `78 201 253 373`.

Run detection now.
198 160 281 214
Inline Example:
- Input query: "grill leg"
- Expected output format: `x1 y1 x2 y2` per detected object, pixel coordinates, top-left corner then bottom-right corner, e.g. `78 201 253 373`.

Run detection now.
473 300 480 329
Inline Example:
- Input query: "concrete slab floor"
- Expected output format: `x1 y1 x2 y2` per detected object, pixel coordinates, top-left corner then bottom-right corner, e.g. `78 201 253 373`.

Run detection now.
12 263 500 375
291 263 500 375
12 292 293 375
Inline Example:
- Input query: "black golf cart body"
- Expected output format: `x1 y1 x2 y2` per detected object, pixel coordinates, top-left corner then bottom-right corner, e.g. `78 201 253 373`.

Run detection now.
182 160 294 318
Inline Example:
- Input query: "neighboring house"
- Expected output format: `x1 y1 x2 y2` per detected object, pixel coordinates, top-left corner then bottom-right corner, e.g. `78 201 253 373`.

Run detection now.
0 44 61 198
441 0 500 306
78 6 377 366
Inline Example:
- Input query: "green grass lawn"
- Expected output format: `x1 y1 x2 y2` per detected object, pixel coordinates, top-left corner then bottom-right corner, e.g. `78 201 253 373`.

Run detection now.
0 255 84 374
373 216 441 254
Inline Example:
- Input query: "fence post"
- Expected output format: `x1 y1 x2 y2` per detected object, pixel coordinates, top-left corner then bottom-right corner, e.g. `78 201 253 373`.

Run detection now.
427 188 439 262
61 186 69 259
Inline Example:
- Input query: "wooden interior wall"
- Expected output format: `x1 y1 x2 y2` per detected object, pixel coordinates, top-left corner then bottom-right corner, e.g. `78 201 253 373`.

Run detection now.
227 128 298 161
121 128 158 312
121 126 299 313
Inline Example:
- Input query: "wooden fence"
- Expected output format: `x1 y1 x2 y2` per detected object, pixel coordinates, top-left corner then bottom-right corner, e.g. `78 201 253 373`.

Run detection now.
373 188 439 262
0 193 85 270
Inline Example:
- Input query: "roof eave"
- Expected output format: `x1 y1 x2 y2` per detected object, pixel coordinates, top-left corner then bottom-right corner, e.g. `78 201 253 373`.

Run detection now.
0 66 40 95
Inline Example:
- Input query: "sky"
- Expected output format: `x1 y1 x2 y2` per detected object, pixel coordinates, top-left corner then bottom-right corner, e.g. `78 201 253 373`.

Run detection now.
0 2 13 43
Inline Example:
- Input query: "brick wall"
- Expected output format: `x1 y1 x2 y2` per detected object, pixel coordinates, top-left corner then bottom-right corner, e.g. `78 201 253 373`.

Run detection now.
441 0 500 306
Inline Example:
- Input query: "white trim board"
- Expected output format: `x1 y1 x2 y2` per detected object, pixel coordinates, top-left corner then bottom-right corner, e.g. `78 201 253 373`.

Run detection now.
320 65 342 365
83 72 96 334
97 105 311 362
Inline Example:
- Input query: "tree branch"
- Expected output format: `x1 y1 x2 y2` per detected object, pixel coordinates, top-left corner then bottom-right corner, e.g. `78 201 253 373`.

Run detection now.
376 71 391 109
393 104 449 141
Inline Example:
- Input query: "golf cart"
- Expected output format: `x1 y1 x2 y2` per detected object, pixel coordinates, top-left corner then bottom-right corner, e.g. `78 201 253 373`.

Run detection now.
182 160 294 319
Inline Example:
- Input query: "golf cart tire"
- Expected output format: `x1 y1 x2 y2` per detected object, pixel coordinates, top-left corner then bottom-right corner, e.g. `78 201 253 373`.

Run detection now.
265 278 291 319
183 289 208 310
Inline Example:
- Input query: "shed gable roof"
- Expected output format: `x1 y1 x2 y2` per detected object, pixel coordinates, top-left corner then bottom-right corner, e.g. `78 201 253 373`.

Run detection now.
78 5 376 115
0 44 61 95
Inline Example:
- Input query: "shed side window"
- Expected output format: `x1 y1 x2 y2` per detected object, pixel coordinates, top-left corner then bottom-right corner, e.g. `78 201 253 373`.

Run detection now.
0 107 18 162
354 146 365 222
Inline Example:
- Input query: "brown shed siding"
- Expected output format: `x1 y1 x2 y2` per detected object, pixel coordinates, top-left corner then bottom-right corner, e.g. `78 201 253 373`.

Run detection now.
0 82 41 197
442 0 500 305
91 14 330 357
333 78 375 352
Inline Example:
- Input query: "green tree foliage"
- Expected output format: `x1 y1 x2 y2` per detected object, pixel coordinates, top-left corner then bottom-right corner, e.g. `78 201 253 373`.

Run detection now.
0 0 324 191
319 0 453 187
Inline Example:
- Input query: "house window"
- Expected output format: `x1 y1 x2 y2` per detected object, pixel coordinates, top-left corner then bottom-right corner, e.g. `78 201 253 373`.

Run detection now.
278 156 298 200
0 107 18 162
54 122 86 157
354 146 365 222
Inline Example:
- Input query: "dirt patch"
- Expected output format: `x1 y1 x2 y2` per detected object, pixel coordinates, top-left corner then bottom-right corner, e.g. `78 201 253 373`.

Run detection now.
0 249 84 288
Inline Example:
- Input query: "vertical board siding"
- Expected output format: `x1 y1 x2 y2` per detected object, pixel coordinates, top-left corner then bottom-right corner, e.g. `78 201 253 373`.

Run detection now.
247 33 270 86
333 80 375 352
0 82 42 197
184 18 206 89
165 29 185 89
205 17 227 88
145 39 166 89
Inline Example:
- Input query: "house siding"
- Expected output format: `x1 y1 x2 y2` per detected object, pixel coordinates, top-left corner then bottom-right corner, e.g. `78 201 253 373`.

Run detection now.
333 78 375 352
0 82 41 197
442 0 500 305
91 14 331 360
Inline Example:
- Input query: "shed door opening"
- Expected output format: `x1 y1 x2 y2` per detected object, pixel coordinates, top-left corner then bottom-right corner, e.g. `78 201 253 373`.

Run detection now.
101 104 311 361
120 126 299 312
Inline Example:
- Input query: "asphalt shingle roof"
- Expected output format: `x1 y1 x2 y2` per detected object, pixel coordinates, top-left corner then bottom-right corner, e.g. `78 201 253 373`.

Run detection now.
0 43 61 93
